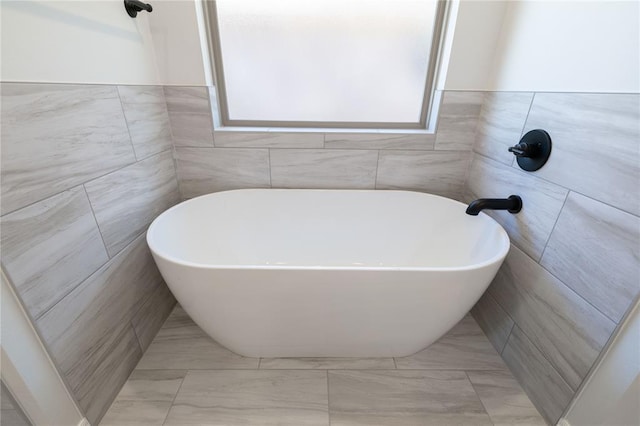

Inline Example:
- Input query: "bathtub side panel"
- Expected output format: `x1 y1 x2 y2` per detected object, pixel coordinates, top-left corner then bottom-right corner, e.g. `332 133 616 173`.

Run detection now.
152 256 502 357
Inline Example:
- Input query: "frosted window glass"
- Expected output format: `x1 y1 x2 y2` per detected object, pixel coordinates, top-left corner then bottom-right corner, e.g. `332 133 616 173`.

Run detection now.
216 0 438 124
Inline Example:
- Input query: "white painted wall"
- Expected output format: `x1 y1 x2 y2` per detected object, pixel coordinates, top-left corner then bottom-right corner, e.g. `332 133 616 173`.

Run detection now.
444 0 640 93
150 0 207 86
0 0 205 86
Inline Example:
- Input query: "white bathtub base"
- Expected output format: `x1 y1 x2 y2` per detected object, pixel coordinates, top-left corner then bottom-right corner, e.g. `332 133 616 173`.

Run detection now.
155 262 502 357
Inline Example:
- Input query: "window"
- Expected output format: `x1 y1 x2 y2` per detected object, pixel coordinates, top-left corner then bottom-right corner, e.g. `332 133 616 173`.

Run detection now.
208 0 445 129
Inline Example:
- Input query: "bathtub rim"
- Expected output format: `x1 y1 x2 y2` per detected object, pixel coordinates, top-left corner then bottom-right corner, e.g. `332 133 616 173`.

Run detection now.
147 188 510 273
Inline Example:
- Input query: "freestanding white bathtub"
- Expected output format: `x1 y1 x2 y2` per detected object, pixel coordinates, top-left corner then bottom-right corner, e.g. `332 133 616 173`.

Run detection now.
147 189 509 358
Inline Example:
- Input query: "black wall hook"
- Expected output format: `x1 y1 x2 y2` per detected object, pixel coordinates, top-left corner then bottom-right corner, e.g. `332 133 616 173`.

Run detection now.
124 0 152 18
509 129 552 172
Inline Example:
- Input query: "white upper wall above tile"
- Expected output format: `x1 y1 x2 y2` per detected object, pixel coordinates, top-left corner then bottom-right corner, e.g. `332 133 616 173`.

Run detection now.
443 1 639 93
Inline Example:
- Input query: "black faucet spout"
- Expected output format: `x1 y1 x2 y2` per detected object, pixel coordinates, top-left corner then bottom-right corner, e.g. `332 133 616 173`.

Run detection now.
466 195 522 216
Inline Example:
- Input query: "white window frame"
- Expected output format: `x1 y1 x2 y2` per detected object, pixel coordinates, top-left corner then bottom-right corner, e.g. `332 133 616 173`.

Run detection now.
202 0 448 130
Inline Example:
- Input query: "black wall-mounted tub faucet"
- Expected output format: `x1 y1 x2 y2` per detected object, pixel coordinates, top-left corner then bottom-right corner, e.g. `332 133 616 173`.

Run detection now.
124 0 152 17
466 195 522 216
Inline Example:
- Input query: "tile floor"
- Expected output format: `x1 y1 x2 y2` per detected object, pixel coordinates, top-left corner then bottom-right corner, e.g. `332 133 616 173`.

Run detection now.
100 306 546 425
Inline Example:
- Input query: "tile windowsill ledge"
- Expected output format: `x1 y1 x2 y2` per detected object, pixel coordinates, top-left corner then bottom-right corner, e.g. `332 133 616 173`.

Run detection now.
214 126 436 135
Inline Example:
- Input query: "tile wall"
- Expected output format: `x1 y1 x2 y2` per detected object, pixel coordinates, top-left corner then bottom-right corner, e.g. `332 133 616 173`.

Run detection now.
2 82 637 426
0 83 180 424
167 88 484 200
466 92 640 424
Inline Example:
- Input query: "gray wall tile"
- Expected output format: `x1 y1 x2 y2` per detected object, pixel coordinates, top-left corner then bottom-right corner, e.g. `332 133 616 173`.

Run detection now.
270 149 378 189
164 86 210 113
215 131 324 148
502 326 574 425
376 150 471 198
435 91 484 151
36 235 162 420
131 283 177 352
118 86 172 160
77 323 142 425
491 245 616 390
470 291 514 354
175 147 271 197
85 151 180 257
0 186 109 319
466 155 568 260
474 92 533 165
324 132 435 150
168 111 214 147
541 192 640 323
522 93 640 216
1 83 136 215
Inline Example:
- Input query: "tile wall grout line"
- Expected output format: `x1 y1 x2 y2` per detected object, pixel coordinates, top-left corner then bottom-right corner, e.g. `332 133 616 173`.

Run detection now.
267 149 273 188
373 150 380 189
538 190 571 263
326 369 332 426
33 230 148 322
82 184 111 257
115 85 141 162
488 272 610 392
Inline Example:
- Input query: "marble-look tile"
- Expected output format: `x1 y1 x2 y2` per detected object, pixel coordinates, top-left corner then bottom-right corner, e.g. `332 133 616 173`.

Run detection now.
85 151 180 257
466 155 568 260
502 326 574 425
100 370 187 425
522 93 640 216
36 235 161 411
474 92 534 165
114 370 187 402
434 91 484 151
0 83 135 214
131 283 176 352
270 149 377 189
168 111 214 147
79 323 143 425
259 357 395 370
0 186 109 319
467 370 546 426
324 133 435 150
99 400 171 426
471 291 514 354
328 370 492 426
164 370 328 425
541 192 640 323
175 148 270 198
395 315 506 370
117 86 172 160
164 86 210 113
164 86 214 147
214 131 324 148
136 306 259 369
492 245 616 389
376 150 471 198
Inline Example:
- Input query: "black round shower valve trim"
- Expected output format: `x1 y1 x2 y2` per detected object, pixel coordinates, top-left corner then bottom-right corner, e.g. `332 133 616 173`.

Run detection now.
124 0 152 18
508 129 552 172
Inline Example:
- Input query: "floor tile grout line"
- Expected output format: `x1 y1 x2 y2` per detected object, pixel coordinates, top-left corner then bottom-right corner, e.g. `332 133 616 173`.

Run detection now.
161 372 188 426
464 371 495 425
